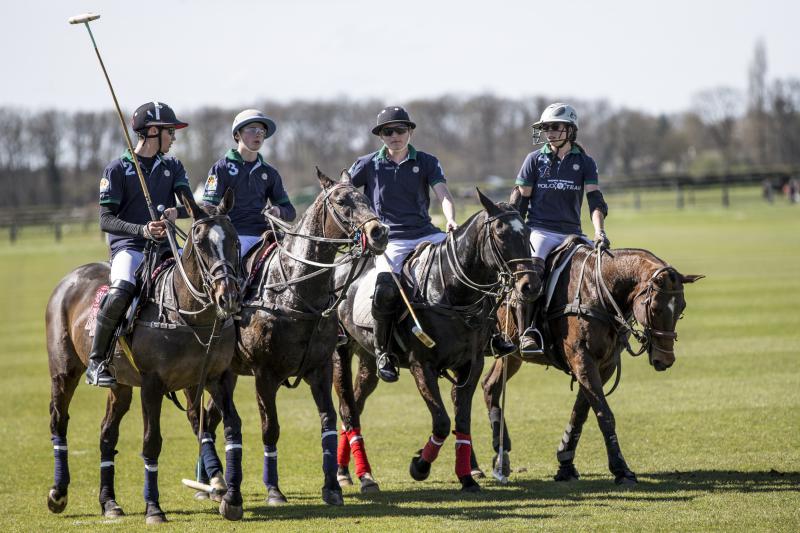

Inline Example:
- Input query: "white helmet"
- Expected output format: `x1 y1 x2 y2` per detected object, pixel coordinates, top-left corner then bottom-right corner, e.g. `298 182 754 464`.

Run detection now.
533 102 579 129
231 109 277 140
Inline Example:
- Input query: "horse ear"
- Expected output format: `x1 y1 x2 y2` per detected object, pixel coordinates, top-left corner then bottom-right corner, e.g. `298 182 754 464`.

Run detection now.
316 166 334 189
680 274 705 284
476 187 503 217
179 188 201 220
340 169 352 185
218 187 235 215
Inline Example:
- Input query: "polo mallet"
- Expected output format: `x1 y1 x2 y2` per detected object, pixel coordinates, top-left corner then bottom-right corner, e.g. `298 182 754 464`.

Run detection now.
492 297 513 484
68 12 157 222
389 271 435 348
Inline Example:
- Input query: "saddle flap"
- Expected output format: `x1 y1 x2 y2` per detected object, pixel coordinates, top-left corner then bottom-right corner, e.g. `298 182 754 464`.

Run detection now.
543 235 592 312
399 240 434 301
353 268 379 329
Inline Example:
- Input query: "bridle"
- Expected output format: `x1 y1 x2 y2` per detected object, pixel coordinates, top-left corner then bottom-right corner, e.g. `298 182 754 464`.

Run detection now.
443 210 537 303
629 265 684 359
255 183 382 317
164 214 242 317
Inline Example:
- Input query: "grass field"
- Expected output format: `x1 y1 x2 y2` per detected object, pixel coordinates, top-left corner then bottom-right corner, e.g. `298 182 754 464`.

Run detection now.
1 188 798 531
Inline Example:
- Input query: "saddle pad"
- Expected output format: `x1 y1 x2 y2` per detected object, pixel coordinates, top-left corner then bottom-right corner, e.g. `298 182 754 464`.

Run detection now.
353 268 379 329
85 285 110 336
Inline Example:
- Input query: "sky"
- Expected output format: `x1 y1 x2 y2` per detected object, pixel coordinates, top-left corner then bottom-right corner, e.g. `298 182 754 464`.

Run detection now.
3 0 798 115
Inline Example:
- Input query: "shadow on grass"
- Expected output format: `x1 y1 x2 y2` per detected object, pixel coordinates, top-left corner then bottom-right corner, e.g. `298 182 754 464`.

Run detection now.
237 469 799 522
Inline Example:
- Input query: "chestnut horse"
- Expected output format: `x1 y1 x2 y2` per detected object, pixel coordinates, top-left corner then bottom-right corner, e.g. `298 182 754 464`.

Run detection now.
46 189 245 523
334 191 538 493
476 242 703 484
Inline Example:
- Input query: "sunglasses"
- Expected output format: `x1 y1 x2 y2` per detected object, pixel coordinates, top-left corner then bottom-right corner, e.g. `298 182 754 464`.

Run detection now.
539 123 566 132
380 126 409 137
163 127 176 136
242 126 268 136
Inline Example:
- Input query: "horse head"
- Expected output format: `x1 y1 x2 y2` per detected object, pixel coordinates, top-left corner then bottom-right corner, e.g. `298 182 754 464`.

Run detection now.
475 188 539 303
314 167 388 255
179 187 242 319
632 266 704 371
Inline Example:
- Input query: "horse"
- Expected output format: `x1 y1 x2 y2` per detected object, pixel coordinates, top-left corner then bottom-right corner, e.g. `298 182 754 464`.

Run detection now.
333 190 538 493
187 169 389 507
475 241 703 484
45 189 244 523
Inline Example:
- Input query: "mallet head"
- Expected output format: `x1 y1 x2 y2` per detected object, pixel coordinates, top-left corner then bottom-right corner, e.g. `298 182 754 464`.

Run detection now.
68 13 100 24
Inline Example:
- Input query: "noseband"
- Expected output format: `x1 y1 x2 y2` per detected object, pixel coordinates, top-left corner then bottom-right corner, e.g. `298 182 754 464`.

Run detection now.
631 266 684 359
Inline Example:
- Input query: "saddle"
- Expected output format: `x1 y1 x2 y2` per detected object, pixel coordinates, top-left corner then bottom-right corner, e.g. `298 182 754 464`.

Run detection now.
241 230 282 301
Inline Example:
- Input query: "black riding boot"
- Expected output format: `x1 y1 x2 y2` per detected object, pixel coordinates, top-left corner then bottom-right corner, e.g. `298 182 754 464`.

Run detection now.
490 328 517 357
86 280 136 387
372 272 400 383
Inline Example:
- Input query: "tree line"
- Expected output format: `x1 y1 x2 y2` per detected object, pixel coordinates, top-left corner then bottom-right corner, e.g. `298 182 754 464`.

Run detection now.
2 43 797 209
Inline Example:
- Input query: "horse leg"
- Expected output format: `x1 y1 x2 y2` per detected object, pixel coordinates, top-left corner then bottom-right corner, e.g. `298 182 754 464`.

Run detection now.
478 355 523 478
47 367 82 513
254 369 286 505
451 356 485 493
573 355 637 485
184 385 228 501
553 389 591 482
306 362 344 506
333 346 379 492
206 369 244 520
140 375 168 524
408 361 450 483
98 385 133 517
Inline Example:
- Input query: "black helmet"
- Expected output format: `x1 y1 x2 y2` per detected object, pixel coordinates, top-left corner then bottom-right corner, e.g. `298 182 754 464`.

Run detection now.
371 106 416 135
131 101 188 133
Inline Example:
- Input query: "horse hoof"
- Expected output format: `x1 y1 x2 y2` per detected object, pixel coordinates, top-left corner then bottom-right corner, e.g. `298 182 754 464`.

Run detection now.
145 502 167 524
219 500 244 521
554 464 580 482
359 473 380 493
102 499 125 518
337 466 354 486
615 471 638 485
322 488 344 506
47 487 68 514
267 487 288 506
471 468 486 479
492 452 511 478
409 454 431 481
459 475 481 493
194 490 210 501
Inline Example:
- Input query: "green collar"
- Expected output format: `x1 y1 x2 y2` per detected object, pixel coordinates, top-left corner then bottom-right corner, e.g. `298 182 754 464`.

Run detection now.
225 148 264 165
121 149 163 163
376 143 417 162
541 143 581 155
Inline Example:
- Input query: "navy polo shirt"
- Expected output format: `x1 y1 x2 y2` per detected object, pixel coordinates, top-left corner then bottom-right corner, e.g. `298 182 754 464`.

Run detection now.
203 149 293 236
349 144 445 240
99 150 191 256
515 144 599 235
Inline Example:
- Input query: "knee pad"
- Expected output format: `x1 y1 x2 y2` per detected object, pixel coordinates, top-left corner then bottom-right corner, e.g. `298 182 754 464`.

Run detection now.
372 272 399 319
104 279 136 315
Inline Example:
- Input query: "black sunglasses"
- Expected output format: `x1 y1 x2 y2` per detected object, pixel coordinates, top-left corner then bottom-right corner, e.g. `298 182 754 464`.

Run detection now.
539 123 565 132
163 127 176 136
380 126 409 137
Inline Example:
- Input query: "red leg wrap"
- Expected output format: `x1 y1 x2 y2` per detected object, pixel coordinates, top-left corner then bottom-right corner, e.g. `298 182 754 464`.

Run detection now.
454 432 472 478
420 434 446 463
337 427 351 468
347 428 371 477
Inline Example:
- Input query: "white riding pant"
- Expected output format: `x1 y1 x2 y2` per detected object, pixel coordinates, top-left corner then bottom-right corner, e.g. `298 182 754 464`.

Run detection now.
529 229 570 260
374 232 447 274
239 235 261 258
109 249 144 285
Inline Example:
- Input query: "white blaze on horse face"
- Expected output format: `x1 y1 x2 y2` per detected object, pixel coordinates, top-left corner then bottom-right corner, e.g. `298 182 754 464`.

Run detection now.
666 296 678 317
508 218 526 235
208 225 227 259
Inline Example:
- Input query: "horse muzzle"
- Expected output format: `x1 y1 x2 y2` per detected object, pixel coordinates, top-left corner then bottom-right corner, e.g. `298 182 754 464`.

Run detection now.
213 280 242 319
364 221 389 255
649 344 675 371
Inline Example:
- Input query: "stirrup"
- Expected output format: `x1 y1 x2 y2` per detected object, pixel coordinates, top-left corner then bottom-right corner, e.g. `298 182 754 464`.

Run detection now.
519 327 544 357
375 353 399 383
85 360 116 388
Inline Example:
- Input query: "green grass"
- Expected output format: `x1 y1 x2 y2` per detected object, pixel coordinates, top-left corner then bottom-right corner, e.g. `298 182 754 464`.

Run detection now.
1 188 799 531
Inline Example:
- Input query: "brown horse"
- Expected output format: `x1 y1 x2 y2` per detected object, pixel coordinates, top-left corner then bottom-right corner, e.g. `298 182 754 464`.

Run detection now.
476 242 703 484
187 169 389 507
333 191 538 493
46 189 245 523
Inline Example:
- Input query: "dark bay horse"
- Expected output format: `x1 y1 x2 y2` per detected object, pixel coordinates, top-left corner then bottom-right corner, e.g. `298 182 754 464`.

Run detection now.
476 243 703 484
188 169 388 507
333 191 538 493
46 189 245 523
